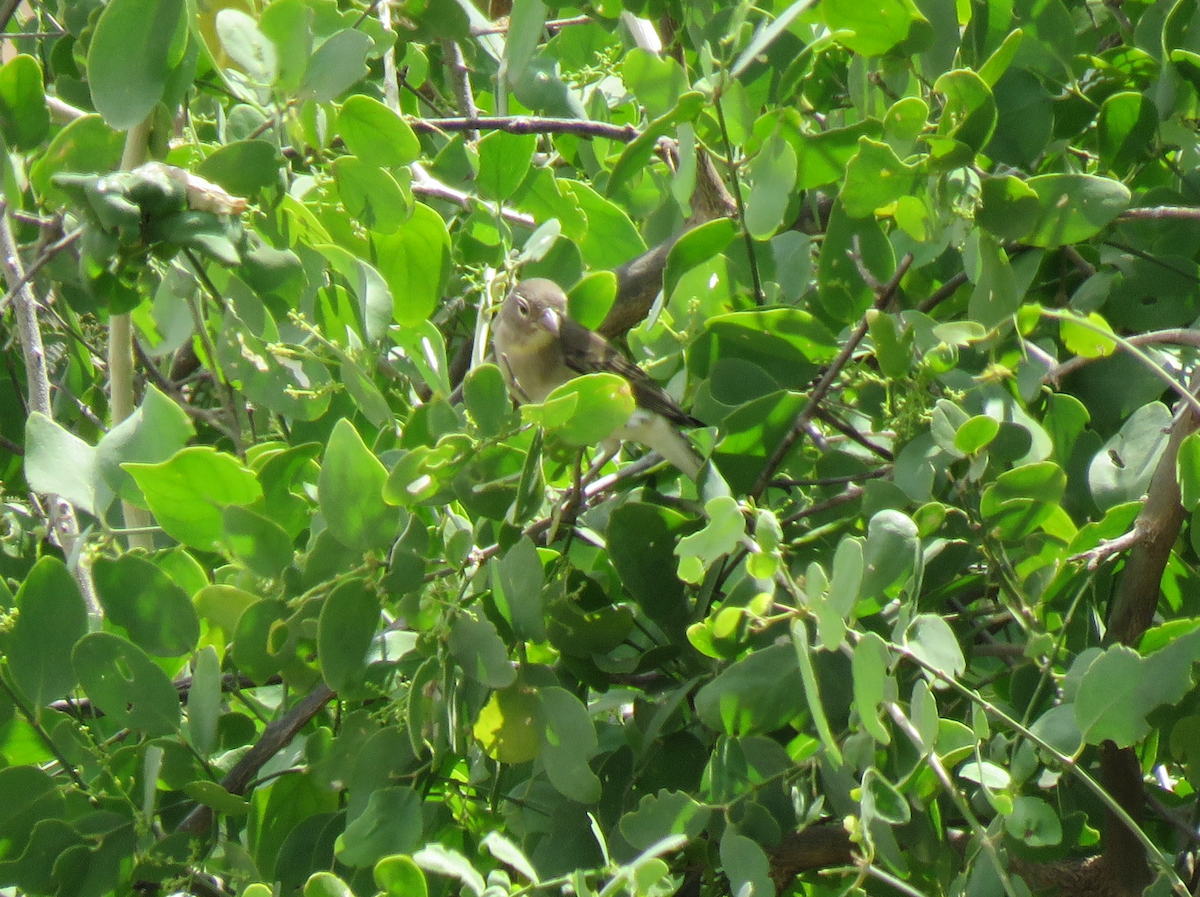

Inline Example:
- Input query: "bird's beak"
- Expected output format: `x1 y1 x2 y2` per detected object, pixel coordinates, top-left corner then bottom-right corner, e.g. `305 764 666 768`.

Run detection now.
539 306 561 336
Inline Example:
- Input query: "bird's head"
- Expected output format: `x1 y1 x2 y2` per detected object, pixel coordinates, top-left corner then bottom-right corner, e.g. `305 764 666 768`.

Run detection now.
500 279 567 349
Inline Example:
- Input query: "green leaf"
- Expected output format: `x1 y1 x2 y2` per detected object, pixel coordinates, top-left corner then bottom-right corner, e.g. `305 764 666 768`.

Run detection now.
1088 401 1171 512
977 175 1039 242
477 131 536 201
96 385 195 508
464 365 511 438
861 767 911 826
931 69 996 159
93 554 200 656
480 831 539 884
968 231 1018 330
852 632 892 744
607 92 706 199
675 496 745 584
1005 796 1062 847
492 537 546 642
1095 91 1154 174
188 645 221 756
622 49 687 120
1076 628 1200 747
524 372 636 446
818 201 895 323
1023 174 1131 249
196 139 282 197
840 138 923 219
412 844 485 897
318 578 380 691
333 156 411 233
824 0 929 55
216 8 278 86
299 29 371 102
729 0 820 79
88 0 188 129
538 687 601 803
223 505 295 577
954 415 1000 454
719 827 774 897
608 503 690 629
859 509 919 598
375 855 428 897
450 614 516 689
258 0 313 93
1060 312 1117 359
339 95 420 167
3 558 87 709
695 643 805 736
0 55 49 150
620 791 711 851
73 632 181 735
183 780 251 815
473 684 540 763
691 308 837 390
336 786 422 867
565 180 647 269
744 132 797 239
318 419 400 554
664 219 738 300
1180 433 1200 512
376 203 452 326
791 618 844 765
125 447 263 551
24 412 101 516
232 598 291 684
796 120 883 189
305 872 354 897
30 115 125 207
904 614 965 682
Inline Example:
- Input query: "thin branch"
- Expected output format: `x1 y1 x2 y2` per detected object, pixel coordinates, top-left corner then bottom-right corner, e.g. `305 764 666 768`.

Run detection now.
750 253 915 499
713 93 762 304
0 198 101 618
184 249 246 455
470 15 592 36
918 270 969 314
176 682 335 836
411 116 639 142
0 226 83 318
411 162 536 227
1118 206 1200 221
780 485 864 526
442 40 480 142
1045 328 1200 385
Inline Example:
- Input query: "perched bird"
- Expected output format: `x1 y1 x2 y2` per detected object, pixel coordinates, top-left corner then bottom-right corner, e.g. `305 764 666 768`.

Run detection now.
492 278 705 479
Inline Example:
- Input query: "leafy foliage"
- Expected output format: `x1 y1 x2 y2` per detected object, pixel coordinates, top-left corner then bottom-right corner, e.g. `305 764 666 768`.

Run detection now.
6 2 1200 897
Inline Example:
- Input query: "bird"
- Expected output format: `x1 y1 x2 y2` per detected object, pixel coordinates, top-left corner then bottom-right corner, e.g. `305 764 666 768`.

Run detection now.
491 278 706 480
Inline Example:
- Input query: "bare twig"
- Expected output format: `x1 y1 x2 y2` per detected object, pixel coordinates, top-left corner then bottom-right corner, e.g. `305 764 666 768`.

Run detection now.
175 682 336 835
0 225 82 317
1119 206 1200 221
0 199 101 618
1045 328 1200 385
442 40 481 142
470 15 591 35
411 162 536 227
412 116 639 142
750 253 915 499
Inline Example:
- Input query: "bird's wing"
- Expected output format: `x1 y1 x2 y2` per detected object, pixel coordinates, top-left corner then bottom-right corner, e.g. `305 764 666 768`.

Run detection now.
558 317 702 428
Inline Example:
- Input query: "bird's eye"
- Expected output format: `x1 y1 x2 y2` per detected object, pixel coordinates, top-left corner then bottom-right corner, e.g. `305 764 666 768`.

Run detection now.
516 298 529 316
